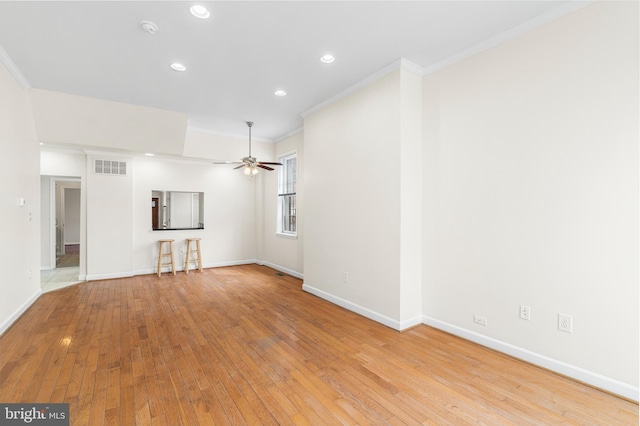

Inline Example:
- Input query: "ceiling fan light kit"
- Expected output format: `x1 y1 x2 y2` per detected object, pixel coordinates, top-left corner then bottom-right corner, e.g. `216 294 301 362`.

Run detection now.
214 121 283 178
243 165 259 176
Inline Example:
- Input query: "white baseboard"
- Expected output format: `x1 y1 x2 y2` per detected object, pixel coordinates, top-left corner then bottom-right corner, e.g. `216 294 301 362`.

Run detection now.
422 316 639 402
301 283 420 331
257 260 303 279
0 290 42 336
86 271 135 281
399 315 424 331
134 266 184 276
205 259 258 269
131 259 259 278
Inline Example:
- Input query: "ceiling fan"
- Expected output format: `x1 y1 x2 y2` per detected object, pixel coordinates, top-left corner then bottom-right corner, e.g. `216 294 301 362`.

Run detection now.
214 121 282 176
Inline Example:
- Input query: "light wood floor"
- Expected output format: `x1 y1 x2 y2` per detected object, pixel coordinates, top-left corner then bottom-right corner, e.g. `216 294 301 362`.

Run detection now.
1 265 637 425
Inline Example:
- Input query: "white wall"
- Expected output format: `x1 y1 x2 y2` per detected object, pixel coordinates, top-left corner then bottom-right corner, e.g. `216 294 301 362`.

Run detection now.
132 156 259 274
40 176 52 269
422 0 638 394
29 89 189 155
399 69 423 325
303 71 404 325
86 152 134 279
303 65 425 329
259 131 304 277
0 60 41 334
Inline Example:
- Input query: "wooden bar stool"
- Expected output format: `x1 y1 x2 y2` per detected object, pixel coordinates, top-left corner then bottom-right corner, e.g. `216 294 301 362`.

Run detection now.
184 238 202 274
157 239 176 277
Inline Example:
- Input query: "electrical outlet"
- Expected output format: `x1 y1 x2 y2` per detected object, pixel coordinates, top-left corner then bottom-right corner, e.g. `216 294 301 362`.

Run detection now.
558 313 573 333
519 305 531 321
473 314 487 326
342 272 349 284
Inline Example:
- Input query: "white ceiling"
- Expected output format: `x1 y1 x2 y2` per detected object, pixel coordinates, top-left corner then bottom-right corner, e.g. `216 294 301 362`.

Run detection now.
0 1 586 141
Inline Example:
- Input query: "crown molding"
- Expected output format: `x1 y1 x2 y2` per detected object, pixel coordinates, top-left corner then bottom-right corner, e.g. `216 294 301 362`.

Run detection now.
274 126 303 143
399 58 425 77
0 42 31 89
40 145 86 156
422 0 594 76
301 57 424 119
82 149 134 160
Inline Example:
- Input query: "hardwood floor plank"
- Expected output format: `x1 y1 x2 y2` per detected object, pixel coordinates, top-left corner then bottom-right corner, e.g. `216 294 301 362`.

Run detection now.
86 367 107 426
139 339 163 424
0 265 635 425
160 345 201 426
318 366 394 422
334 365 423 425
195 345 247 424
255 382 299 425
132 373 151 425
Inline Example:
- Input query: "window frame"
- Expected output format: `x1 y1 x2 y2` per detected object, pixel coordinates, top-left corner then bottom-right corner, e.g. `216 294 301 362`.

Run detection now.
277 150 297 238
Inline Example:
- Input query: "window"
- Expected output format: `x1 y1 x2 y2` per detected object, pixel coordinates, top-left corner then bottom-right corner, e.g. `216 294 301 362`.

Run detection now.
278 152 297 236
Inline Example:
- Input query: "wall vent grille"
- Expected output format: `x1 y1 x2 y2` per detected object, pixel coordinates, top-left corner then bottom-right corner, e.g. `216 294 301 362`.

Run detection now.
94 159 128 176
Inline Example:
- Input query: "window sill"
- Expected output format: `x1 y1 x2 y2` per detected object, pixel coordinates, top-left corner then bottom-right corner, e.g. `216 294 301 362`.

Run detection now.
276 232 298 240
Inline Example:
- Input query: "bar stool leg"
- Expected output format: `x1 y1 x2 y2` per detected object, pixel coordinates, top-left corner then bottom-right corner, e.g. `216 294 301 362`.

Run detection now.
169 241 176 275
185 240 192 274
157 242 163 277
196 239 203 272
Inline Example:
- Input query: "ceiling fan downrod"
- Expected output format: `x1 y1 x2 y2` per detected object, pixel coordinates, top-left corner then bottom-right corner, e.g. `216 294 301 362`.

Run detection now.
212 121 282 175
246 121 253 158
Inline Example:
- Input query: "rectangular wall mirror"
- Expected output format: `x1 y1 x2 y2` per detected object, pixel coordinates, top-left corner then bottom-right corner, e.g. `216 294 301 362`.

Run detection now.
152 191 204 230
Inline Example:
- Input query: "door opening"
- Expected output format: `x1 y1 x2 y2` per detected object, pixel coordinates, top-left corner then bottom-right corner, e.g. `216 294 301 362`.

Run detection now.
40 176 82 292
152 197 159 230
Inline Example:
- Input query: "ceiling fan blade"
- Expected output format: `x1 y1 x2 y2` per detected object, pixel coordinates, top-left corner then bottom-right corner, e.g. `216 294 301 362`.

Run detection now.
257 162 283 166
233 164 246 169
213 161 243 164
256 164 274 171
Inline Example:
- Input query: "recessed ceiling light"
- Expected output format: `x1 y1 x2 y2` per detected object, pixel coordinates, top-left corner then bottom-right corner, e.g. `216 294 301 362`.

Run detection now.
190 5 210 19
145 153 154 157
274 90 287 97
170 63 186 72
320 54 335 64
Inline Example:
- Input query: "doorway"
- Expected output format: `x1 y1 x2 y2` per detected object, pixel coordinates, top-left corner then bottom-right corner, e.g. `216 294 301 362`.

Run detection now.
40 176 83 292
152 197 159 230
57 187 80 267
